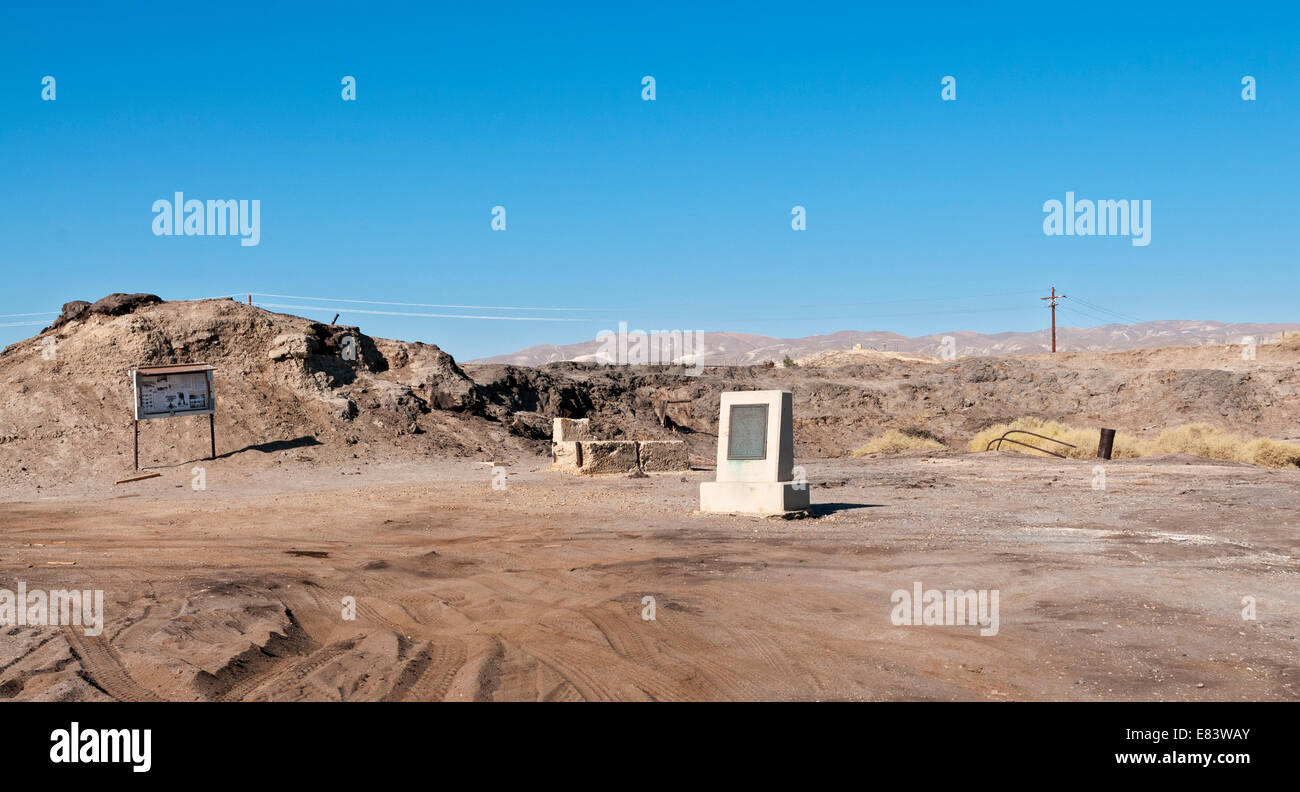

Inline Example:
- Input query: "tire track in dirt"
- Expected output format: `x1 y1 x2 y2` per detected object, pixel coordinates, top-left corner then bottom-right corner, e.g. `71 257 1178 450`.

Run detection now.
581 604 758 699
0 632 59 676
308 583 473 701
654 635 760 699
470 637 505 701
217 639 356 701
722 623 798 680
192 606 316 701
385 638 468 701
578 605 692 700
312 582 426 637
519 642 653 701
512 608 690 702
64 628 164 702
581 605 660 666
308 570 783 700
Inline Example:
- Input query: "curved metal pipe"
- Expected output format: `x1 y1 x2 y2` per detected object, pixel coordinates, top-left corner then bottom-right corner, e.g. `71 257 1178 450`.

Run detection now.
985 429 1078 458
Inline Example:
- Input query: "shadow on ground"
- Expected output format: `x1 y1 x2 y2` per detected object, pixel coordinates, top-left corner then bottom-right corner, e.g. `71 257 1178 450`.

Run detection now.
218 436 323 459
805 502 884 517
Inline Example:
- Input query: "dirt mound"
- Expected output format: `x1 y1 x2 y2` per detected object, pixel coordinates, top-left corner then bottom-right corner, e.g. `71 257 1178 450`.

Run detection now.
0 297 558 490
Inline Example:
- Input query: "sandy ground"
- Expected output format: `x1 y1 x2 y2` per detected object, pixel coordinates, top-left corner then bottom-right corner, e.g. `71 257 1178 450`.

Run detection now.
1 451 1297 701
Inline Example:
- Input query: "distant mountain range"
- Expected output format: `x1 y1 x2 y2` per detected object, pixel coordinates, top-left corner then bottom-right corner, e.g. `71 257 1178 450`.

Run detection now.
467 321 1300 366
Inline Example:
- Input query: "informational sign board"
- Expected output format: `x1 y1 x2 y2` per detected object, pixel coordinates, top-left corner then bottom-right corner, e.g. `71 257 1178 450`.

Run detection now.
132 364 216 420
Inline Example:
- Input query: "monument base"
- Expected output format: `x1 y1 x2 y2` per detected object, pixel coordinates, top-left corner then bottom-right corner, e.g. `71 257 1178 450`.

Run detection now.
699 481 810 515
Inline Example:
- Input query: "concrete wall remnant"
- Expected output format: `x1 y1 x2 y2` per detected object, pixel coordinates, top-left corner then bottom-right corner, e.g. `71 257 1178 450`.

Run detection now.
549 419 689 474
553 418 593 442
638 440 688 472
578 440 639 474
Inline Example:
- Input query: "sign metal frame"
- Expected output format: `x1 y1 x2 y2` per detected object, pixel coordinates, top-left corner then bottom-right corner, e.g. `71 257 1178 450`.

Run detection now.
129 364 217 469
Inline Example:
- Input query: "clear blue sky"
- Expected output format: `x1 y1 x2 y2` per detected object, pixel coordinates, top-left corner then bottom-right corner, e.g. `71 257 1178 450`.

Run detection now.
1 1 1296 360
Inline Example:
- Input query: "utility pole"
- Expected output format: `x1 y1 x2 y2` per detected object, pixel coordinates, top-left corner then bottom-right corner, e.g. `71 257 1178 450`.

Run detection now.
1041 286 1066 352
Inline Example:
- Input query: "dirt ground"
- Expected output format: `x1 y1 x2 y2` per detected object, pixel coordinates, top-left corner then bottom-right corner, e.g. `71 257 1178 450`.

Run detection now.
2 450 1296 701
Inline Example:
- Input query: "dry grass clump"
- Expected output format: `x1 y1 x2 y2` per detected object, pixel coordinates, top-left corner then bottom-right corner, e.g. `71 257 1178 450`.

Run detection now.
853 428 945 456
969 417 1300 468
969 418 1115 460
1153 423 1300 467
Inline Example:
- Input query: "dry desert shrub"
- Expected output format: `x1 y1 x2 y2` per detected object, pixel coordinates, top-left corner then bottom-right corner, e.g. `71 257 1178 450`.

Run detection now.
853 428 945 456
1152 424 1300 467
1276 333 1300 351
969 418 1112 460
969 417 1300 468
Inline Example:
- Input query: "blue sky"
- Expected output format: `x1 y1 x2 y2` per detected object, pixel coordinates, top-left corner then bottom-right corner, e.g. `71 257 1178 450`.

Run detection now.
1 1 1296 360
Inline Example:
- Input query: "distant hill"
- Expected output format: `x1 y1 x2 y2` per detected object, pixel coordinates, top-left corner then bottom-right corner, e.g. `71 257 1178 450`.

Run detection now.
467 321 1300 366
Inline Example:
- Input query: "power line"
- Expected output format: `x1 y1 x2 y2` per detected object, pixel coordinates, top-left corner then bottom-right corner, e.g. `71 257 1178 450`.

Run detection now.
181 293 249 301
1069 295 1146 324
1070 300 1141 324
0 298 1042 331
238 289 1051 326
243 288 1043 315
701 305 1040 323
0 288 1053 325
1057 304 1122 326
781 288 1043 310
248 292 611 313
252 302 590 322
0 289 1151 338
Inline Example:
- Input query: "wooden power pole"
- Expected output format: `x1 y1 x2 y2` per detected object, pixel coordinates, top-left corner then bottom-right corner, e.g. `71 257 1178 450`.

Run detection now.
1041 286 1066 352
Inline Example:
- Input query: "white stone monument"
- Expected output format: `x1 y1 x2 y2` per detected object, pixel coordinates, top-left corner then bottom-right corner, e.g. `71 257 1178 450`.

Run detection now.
700 390 809 515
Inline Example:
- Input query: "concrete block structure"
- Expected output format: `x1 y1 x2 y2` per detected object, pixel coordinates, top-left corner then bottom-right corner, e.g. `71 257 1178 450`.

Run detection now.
700 390 810 515
550 417 689 475
638 440 689 472
552 440 582 470
551 418 594 471
578 441 639 474
552 417 594 442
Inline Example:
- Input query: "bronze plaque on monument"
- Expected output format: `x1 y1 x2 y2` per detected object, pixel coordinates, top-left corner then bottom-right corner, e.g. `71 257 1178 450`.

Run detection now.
727 404 768 460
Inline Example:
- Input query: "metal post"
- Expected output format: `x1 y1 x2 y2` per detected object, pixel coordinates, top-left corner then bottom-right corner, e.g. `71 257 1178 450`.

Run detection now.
133 419 139 470
1097 428 1115 460
209 413 216 460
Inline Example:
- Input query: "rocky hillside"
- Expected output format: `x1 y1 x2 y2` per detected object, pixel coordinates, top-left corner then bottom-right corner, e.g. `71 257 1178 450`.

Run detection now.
0 295 563 490
2 295 1299 491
